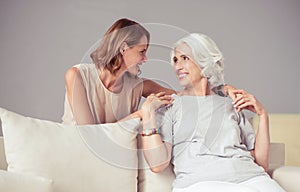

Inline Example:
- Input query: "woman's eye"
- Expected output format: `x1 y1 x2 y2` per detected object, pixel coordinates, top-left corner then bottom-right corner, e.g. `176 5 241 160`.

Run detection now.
140 50 146 55
173 57 178 63
182 56 189 60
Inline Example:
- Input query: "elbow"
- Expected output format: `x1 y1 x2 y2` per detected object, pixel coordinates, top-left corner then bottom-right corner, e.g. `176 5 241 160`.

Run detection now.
254 159 269 173
150 167 164 173
150 166 166 173
262 162 269 173
150 162 169 173
252 152 269 173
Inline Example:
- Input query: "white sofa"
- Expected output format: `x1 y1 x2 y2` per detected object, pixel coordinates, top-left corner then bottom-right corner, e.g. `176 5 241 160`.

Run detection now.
0 108 300 192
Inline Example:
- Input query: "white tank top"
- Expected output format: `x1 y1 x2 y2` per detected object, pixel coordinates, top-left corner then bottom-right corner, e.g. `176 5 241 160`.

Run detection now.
62 63 143 125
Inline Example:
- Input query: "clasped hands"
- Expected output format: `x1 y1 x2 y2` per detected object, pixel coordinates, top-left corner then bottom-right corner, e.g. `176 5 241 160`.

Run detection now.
141 92 173 114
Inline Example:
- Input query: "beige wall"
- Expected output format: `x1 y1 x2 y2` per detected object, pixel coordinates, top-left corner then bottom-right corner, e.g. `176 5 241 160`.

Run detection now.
254 114 300 166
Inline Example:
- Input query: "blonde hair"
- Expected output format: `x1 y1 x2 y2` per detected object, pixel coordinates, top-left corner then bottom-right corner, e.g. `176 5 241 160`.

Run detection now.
90 18 150 75
172 33 224 88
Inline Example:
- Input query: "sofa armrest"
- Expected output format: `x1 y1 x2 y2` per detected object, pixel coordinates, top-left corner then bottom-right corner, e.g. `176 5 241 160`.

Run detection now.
269 143 300 192
272 166 300 192
268 142 285 176
0 136 7 170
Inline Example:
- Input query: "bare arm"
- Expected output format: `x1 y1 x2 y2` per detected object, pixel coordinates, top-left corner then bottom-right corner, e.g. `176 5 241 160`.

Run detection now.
252 112 269 171
140 93 173 172
65 67 95 125
142 79 176 97
232 90 270 171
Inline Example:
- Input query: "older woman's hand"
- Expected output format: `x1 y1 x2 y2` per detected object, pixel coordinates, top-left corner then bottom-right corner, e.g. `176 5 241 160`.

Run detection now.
231 89 267 116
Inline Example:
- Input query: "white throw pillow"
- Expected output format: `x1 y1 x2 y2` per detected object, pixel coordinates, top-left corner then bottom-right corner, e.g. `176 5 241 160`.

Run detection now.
0 107 140 192
0 170 53 192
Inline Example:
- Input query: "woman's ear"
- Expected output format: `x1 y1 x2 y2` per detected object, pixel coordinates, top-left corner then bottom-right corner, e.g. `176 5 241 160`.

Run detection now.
120 42 129 55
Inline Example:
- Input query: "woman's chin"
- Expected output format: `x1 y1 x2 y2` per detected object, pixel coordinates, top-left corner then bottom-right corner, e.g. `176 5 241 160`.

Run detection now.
127 70 139 77
178 79 188 87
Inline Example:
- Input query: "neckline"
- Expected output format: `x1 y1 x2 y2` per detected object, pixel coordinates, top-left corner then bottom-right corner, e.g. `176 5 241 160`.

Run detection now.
96 67 125 95
172 94 231 102
172 94 220 98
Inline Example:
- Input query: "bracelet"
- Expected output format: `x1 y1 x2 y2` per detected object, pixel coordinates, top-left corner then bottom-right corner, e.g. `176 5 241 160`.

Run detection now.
141 128 161 136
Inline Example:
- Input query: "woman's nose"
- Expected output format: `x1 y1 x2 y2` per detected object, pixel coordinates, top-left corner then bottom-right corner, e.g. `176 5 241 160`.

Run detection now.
141 54 147 62
174 61 183 70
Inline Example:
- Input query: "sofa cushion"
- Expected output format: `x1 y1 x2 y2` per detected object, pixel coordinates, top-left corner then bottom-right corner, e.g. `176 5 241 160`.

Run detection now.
272 166 300 192
0 170 53 192
0 107 140 192
268 143 285 176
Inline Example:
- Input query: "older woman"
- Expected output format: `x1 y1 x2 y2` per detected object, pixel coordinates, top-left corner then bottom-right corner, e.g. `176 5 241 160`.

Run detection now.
140 33 284 191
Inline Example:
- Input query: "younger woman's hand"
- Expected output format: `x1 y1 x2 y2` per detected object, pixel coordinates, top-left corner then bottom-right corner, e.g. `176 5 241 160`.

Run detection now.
231 89 267 116
141 92 173 114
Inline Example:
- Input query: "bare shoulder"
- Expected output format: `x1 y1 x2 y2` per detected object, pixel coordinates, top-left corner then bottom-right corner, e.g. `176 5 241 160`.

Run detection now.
65 67 79 82
65 67 84 90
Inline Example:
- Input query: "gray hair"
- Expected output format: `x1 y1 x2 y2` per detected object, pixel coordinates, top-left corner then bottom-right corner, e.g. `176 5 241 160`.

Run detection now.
171 33 225 89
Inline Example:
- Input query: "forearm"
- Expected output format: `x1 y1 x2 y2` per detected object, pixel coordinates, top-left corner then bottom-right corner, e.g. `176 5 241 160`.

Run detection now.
254 111 270 171
142 135 171 172
119 110 142 122
142 79 176 97
141 110 170 172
